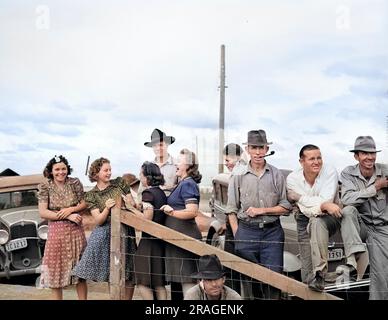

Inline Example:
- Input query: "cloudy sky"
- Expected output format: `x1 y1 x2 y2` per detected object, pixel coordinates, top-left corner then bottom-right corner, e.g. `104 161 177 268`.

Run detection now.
0 0 387 187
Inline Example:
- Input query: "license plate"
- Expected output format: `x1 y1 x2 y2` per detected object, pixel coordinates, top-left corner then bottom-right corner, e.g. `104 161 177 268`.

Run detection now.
5 238 28 252
328 248 343 261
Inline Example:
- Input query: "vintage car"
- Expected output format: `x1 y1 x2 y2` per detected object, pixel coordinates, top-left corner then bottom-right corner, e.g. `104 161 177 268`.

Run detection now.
0 174 48 280
206 172 370 299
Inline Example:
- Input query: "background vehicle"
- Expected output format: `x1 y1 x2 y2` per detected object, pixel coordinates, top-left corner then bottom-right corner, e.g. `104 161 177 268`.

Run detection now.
206 171 370 299
0 174 48 280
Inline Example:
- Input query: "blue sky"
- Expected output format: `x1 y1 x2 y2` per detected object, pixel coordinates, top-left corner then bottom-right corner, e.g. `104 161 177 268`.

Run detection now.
0 0 387 187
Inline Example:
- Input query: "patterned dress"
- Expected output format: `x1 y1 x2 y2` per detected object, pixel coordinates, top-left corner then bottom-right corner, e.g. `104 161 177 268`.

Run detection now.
38 177 87 289
72 177 137 282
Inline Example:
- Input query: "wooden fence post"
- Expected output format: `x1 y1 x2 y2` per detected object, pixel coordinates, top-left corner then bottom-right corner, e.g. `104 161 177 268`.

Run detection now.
110 197 126 300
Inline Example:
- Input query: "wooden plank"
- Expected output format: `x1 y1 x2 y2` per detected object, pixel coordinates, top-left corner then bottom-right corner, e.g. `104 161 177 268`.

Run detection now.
109 198 126 300
121 207 341 300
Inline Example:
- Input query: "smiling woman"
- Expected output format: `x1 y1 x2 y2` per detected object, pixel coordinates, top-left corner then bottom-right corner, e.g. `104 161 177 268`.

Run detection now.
38 155 87 300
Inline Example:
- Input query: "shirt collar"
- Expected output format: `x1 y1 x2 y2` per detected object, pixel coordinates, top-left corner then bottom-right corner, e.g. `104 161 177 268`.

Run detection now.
245 161 270 176
347 163 382 183
154 154 174 167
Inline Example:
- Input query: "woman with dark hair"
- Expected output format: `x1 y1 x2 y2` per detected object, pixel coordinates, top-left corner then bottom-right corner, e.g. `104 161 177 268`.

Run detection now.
38 155 87 300
72 157 137 299
133 162 168 300
161 148 202 300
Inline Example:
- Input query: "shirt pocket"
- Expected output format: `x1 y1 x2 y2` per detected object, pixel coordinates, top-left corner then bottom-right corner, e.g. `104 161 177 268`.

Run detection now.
375 192 387 212
263 192 279 208
240 192 256 211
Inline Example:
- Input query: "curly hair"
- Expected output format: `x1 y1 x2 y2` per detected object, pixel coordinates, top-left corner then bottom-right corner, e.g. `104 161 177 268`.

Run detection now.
88 157 110 182
43 155 73 180
180 148 202 183
141 161 165 187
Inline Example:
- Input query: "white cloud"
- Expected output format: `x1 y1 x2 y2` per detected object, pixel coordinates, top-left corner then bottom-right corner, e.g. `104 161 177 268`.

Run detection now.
1 0 387 186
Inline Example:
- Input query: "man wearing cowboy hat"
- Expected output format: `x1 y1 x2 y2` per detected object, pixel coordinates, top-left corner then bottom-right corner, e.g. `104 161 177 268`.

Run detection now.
226 129 292 300
340 136 388 300
184 254 241 300
143 128 178 192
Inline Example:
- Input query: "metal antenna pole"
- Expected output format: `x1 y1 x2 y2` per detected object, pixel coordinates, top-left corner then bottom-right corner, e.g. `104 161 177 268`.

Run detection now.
85 155 90 176
218 44 226 173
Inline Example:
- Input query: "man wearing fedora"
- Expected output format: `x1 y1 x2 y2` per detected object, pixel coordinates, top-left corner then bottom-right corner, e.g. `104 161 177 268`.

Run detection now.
340 136 388 300
226 129 292 300
184 254 241 300
286 144 367 292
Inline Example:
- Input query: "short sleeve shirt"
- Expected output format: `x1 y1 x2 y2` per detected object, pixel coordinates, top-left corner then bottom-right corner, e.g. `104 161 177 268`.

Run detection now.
167 177 200 210
85 177 131 212
38 177 84 210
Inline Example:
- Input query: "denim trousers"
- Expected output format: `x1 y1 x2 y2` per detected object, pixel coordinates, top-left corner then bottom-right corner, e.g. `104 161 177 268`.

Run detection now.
234 220 284 300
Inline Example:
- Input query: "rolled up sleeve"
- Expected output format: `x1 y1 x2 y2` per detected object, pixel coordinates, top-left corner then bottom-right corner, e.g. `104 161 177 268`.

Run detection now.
226 175 240 215
276 172 292 211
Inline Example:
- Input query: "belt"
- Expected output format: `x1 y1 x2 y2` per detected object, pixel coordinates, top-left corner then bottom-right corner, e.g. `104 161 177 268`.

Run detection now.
239 219 280 229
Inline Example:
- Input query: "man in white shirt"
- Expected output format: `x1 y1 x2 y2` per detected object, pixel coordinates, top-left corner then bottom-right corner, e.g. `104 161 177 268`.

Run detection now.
286 144 366 292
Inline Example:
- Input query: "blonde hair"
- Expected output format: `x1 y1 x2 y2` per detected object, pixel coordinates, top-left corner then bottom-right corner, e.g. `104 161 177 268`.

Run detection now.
88 157 110 182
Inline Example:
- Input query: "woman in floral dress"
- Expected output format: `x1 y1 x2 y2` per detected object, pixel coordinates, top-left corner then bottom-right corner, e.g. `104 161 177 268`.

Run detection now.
72 157 137 299
38 155 87 300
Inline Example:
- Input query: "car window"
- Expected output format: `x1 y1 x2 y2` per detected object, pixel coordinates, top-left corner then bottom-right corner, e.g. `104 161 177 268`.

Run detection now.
0 190 38 210
220 184 228 206
214 181 222 205
0 192 11 210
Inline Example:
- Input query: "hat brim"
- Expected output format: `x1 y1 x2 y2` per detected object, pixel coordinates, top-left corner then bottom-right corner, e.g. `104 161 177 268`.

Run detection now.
242 141 273 146
191 271 226 280
349 148 381 153
144 136 175 147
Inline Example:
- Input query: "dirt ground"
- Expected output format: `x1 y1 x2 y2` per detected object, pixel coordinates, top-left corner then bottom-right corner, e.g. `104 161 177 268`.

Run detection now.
0 281 163 300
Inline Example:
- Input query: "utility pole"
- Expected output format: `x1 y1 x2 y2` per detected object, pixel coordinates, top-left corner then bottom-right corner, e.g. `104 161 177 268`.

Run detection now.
218 44 226 174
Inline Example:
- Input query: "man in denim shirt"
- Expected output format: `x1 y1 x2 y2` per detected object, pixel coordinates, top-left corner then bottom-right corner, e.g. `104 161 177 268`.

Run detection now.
341 136 388 300
226 130 291 299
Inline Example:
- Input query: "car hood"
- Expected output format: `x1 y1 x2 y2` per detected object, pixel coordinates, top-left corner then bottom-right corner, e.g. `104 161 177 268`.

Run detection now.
0 206 41 226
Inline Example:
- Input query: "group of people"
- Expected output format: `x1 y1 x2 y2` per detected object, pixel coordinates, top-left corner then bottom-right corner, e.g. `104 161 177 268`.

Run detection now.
223 130 388 300
36 127 388 300
37 128 227 300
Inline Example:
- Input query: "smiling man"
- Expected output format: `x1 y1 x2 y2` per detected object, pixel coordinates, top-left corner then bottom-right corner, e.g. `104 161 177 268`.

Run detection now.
341 136 388 300
287 144 367 292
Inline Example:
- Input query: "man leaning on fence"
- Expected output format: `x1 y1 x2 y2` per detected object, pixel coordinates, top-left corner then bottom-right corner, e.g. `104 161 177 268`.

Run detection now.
225 129 292 300
286 144 367 292
340 136 388 300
